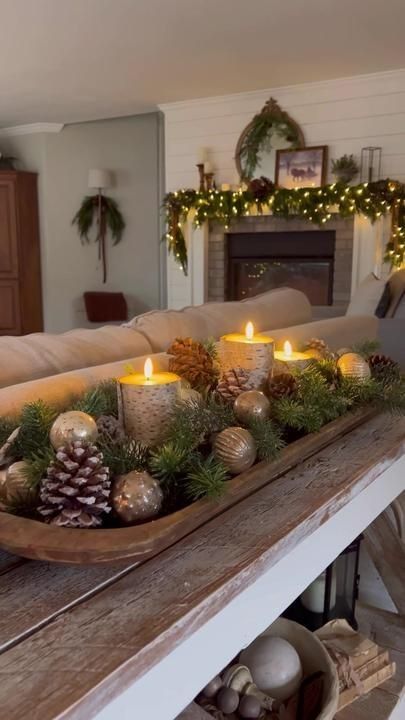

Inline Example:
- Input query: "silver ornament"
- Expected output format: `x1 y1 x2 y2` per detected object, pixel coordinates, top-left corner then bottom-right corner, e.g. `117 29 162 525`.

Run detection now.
50 411 98 450
214 427 256 475
337 352 371 381
234 390 270 425
5 461 37 505
111 470 163 524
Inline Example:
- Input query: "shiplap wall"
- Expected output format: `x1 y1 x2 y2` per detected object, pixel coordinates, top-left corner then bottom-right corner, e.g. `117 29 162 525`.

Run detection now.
160 68 405 309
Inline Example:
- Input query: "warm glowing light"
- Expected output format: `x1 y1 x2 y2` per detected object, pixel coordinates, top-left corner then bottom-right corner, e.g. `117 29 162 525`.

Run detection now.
245 321 254 340
144 358 153 380
284 340 293 358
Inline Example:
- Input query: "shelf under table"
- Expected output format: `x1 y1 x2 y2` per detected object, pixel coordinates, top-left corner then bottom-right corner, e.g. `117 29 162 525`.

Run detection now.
0 413 403 720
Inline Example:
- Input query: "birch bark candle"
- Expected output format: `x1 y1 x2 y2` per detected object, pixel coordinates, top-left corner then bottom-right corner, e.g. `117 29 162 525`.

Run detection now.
219 322 274 388
118 358 180 446
274 341 312 373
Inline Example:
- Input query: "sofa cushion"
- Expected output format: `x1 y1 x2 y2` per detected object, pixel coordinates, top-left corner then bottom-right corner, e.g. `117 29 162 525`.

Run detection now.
346 273 387 317
0 326 152 390
0 352 169 418
127 288 312 351
268 314 379 352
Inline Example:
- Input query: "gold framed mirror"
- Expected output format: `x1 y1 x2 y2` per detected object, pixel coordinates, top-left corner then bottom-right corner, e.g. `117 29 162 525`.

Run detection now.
235 98 305 181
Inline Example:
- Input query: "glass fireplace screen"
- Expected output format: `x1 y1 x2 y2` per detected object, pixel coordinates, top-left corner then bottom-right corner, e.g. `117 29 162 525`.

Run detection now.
229 258 334 306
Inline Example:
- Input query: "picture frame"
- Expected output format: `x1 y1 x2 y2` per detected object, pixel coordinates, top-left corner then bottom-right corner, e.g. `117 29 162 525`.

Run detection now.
275 145 328 189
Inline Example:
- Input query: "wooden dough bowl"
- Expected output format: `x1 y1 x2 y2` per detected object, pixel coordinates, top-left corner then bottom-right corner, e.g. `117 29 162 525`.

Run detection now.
0 408 375 565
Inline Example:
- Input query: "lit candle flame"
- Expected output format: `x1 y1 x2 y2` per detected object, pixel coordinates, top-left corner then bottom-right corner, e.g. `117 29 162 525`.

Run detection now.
284 340 293 358
144 357 153 380
245 321 254 341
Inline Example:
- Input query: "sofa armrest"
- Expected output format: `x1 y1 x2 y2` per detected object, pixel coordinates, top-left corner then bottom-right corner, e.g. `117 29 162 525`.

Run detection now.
266 315 379 351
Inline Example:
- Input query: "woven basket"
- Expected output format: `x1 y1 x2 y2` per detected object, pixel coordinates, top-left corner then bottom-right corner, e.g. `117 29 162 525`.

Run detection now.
263 618 339 719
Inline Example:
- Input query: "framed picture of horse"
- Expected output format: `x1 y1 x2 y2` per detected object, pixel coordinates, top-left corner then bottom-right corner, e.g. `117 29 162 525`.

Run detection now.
275 146 328 189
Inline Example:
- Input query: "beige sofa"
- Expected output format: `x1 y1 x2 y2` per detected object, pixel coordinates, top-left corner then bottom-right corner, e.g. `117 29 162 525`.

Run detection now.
0 287 378 417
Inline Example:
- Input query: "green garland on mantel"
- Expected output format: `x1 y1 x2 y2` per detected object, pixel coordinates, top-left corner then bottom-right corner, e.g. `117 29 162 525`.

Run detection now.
163 178 405 275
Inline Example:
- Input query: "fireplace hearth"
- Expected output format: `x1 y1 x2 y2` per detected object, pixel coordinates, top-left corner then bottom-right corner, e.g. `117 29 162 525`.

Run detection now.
227 231 335 305
208 215 354 311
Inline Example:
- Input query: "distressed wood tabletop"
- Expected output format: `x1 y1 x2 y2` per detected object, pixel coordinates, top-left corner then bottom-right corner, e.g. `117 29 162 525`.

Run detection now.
0 413 404 720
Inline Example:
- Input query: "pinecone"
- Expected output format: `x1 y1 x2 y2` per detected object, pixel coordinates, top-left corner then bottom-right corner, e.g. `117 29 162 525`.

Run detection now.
368 354 400 384
38 440 111 528
168 337 218 391
304 337 333 360
268 372 298 399
216 367 253 402
96 414 124 441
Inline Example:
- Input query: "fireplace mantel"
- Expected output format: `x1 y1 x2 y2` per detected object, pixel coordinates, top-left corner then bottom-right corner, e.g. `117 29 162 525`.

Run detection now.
167 212 391 310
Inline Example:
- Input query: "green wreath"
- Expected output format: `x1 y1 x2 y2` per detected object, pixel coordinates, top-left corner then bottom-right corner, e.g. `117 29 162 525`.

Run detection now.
236 98 305 180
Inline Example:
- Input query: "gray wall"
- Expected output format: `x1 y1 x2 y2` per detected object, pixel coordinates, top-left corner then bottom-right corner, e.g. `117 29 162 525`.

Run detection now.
2 113 164 332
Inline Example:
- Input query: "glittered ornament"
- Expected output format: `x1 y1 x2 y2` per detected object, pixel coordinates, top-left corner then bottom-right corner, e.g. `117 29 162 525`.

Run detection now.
111 470 163 524
234 390 270 425
179 381 202 404
50 411 98 450
213 427 256 475
337 352 371 381
5 461 37 506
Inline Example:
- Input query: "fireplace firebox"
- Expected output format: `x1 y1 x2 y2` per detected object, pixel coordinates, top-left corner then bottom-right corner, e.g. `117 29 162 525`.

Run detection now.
226 231 336 306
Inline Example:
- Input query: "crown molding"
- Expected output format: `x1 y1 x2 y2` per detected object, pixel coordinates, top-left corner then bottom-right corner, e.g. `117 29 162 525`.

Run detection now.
0 123 64 137
159 67 405 114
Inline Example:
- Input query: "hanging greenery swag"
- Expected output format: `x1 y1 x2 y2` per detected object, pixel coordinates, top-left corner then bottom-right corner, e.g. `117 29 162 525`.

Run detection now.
163 178 405 275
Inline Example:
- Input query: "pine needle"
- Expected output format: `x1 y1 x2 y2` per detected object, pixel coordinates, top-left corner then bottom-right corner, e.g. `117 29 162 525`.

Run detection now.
185 455 229 500
149 441 191 485
98 436 148 476
248 418 285 460
11 401 57 459
72 380 118 418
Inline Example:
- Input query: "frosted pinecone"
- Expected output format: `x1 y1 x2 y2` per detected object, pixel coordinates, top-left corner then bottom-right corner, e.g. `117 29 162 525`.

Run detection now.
38 440 111 528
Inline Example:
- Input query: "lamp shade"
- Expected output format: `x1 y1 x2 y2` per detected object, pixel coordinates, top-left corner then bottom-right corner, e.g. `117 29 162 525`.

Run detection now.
88 168 112 190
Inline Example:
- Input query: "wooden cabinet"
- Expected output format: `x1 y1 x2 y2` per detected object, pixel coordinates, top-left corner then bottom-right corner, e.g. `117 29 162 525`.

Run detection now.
0 171 43 334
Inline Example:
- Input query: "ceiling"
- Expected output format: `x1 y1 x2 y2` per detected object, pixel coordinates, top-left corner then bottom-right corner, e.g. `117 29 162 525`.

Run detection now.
1 0 405 126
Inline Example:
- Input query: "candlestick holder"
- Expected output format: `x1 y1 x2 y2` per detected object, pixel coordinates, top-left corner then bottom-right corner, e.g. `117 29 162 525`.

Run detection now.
204 172 215 191
196 163 205 192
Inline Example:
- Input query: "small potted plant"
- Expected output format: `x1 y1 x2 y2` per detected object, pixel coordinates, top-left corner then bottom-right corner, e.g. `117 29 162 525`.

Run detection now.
331 154 359 183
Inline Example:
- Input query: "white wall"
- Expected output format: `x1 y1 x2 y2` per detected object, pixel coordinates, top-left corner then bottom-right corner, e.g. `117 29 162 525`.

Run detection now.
1 114 163 332
160 68 405 308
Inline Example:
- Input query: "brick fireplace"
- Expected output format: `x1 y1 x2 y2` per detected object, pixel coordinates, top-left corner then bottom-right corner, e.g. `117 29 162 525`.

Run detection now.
208 215 355 313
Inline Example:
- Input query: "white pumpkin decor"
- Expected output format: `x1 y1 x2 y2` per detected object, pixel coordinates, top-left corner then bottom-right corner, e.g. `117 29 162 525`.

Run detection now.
239 635 303 702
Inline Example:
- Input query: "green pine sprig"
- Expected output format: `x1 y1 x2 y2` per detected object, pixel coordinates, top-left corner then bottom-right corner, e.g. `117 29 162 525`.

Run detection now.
0 416 18 448
23 448 56 488
11 401 57 459
71 380 118 418
98 435 148 476
248 418 285 461
185 454 229 501
149 441 191 485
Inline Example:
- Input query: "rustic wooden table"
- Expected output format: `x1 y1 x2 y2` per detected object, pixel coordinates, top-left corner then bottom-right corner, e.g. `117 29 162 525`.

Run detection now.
0 413 404 720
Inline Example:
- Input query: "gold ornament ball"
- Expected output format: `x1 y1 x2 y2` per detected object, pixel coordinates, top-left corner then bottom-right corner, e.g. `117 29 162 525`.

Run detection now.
111 471 163 525
234 390 271 425
50 411 98 450
337 352 371 381
179 382 202 404
5 461 37 505
214 426 256 475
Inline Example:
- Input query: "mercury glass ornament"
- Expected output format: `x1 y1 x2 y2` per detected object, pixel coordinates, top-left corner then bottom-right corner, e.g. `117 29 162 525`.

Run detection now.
5 461 37 505
337 352 371 381
234 390 270 425
50 411 98 450
214 427 256 475
111 470 163 524
179 381 202 404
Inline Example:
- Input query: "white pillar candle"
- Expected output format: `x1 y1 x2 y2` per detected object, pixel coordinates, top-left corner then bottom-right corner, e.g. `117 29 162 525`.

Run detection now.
118 358 180 447
301 569 337 614
204 160 213 174
197 147 208 164
219 322 274 388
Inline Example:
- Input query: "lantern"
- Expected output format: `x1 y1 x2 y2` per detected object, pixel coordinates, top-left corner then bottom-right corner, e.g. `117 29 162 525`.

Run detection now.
285 536 362 631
